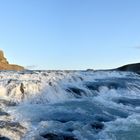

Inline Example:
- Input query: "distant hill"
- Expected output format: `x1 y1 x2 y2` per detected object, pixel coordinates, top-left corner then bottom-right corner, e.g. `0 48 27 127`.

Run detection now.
116 63 140 73
0 50 24 71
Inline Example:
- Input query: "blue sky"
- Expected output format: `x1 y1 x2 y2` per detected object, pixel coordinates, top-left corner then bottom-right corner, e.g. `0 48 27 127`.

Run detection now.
0 0 140 70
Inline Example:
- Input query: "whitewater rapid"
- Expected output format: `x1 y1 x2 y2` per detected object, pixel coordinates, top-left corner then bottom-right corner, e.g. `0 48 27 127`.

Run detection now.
0 70 140 140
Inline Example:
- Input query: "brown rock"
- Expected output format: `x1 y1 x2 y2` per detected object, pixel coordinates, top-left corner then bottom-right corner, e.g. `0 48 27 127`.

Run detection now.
0 50 24 71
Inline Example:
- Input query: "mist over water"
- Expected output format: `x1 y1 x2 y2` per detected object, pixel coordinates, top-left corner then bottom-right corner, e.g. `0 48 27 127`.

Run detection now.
0 70 140 140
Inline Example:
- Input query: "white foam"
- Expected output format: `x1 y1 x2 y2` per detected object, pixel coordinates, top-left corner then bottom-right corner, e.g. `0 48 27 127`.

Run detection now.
1 70 140 140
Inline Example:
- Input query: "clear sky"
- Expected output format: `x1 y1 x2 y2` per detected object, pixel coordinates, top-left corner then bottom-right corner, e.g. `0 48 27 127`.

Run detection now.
0 0 140 70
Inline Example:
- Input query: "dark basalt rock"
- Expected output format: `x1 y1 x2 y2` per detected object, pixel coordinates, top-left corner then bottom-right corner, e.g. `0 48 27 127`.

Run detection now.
41 133 58 140
0 137 10 140
49 82 53 86
20 83 25 94
66 87 86 97
85 83 99 91
0 111 9 116
0 108 9 116
41 133 78 140
91 121 104 130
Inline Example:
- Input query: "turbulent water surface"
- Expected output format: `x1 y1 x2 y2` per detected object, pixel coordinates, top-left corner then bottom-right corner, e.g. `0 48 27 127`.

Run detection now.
0 70 140 140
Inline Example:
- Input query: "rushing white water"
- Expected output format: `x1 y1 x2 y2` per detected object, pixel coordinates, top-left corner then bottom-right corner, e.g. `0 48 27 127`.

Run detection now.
0 70 140 140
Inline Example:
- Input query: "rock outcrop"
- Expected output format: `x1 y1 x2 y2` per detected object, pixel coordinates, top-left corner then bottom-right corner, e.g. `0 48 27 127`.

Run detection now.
0 50 24 71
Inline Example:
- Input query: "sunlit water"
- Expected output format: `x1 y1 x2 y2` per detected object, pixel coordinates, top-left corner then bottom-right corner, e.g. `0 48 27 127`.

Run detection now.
0 70 140 140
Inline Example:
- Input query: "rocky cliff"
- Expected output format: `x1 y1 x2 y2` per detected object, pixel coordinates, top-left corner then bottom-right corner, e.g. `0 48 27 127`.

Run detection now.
0 50 24 71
